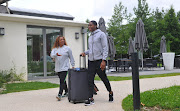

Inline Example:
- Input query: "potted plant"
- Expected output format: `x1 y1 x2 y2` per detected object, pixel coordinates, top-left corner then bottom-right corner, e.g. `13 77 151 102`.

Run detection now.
162 41 175 70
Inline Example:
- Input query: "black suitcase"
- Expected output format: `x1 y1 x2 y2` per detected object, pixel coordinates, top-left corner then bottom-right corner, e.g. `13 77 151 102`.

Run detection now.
68 55 89 104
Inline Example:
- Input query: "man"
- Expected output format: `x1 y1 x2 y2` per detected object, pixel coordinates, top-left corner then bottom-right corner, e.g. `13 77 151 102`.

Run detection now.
81 20 113 106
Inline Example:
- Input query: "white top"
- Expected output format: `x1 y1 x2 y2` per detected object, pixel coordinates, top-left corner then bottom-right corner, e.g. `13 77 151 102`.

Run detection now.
51 45 75 72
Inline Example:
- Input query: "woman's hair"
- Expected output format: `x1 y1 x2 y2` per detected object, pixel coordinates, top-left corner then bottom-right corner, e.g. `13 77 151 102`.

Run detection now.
90 20 98 29
52 36 67 49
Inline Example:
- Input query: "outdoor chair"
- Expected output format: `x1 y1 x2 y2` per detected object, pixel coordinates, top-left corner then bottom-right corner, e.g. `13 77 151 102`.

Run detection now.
152 60 157 67
144 58 153 70
174 58 180 68
107 60 115 71
138 59 142 70
118 59 130 72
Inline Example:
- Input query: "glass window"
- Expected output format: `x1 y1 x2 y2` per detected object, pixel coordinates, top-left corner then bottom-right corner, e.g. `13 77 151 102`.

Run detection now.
27 28 43 78
27 26 63 79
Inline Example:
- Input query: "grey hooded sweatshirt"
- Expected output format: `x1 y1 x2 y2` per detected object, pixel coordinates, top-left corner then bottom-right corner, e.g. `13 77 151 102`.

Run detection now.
85 29 108 61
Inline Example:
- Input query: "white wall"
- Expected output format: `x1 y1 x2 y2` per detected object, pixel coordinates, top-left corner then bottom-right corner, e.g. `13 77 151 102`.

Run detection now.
0 21 27 80
64 26 87 68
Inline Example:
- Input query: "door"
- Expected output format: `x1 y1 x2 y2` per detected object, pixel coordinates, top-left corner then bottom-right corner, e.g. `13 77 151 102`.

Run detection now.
27 26 63 79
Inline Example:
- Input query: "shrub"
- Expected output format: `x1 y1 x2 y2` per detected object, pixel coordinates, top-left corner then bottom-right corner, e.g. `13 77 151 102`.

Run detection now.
0 68 24 88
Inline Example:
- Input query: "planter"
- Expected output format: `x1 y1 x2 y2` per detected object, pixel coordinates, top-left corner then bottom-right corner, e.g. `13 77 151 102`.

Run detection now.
162 52 175 70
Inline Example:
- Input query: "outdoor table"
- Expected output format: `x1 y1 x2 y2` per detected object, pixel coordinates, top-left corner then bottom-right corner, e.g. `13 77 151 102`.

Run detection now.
120 59 131 71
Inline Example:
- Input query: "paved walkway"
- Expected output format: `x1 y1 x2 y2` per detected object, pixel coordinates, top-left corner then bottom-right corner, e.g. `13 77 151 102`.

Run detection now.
0 69 180 111
106 68 180 77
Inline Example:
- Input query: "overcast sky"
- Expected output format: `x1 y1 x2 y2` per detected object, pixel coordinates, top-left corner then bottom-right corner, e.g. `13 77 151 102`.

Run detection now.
6 0 180 24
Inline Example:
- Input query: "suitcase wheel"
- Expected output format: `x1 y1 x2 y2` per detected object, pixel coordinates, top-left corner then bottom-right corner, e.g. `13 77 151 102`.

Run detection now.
73 101 76 104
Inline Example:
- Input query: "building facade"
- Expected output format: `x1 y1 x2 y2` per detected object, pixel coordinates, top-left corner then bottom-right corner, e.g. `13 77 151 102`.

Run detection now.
0 13 88 80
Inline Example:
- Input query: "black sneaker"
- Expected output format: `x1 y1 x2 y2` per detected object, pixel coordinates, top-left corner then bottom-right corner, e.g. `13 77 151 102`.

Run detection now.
84 98 95 106
56 94 62 101
109 92 114 102
93 91 97 95
62 92 68 97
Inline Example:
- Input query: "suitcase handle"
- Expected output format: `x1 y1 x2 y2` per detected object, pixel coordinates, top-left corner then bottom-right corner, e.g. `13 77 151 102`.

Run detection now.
79 55 86 69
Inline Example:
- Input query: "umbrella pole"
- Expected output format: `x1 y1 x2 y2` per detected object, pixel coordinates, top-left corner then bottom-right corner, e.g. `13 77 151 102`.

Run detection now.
142 51 143 70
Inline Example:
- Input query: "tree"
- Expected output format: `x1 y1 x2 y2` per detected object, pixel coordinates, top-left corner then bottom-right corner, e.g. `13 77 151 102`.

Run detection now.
153 7 165 21
107 2 132 57
150 8 166 55
107 0 180 57
163 6 180 54
177 11 180 22
150 6 180 55
133 0 151 22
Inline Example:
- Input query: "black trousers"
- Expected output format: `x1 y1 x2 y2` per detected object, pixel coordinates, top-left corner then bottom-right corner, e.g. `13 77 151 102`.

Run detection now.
57 71 68 95
88 60 112 98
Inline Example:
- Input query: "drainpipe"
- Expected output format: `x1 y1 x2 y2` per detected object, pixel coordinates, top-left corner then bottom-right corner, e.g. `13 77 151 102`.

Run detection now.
81 27 87 68
81 27 86 52
6 1 10 14
43 28 47 78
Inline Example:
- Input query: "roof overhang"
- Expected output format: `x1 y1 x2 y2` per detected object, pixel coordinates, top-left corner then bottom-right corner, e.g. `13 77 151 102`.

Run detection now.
0 13 88 27
9 7 74 20
0 0 10 4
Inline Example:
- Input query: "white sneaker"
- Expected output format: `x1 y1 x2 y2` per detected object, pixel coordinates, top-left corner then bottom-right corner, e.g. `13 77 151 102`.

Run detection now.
56 94 62 101
85 98 95 106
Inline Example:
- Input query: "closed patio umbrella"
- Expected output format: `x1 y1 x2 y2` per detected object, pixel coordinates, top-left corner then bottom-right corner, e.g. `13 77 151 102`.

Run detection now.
98 17 116 59
98 17 107 34
135 19 149 69
128 37 135 56
107 36 116 59
160 35 167 54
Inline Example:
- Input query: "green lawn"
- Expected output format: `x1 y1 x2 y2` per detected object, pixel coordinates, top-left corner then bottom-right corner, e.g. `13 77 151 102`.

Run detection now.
122 86 180 111
0 82 59 94
94 73 180 81
1 73 180 95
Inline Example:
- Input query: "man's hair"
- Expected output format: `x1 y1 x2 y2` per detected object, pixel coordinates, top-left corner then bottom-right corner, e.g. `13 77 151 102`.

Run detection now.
90 20 97 26
90 20 98 29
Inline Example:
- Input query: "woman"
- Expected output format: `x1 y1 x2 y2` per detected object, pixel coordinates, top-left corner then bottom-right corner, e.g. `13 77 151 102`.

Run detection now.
51 36 75 101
